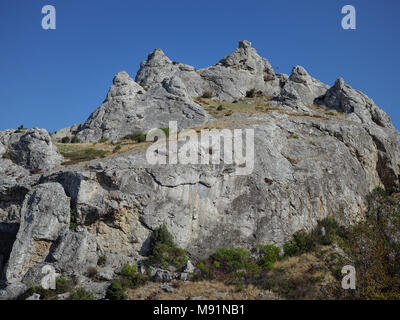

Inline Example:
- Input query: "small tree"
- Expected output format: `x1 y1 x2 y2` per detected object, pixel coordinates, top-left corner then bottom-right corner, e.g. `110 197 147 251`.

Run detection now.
201 91 213 99
106 280 128 300
71 136 80 144
61 136 70 144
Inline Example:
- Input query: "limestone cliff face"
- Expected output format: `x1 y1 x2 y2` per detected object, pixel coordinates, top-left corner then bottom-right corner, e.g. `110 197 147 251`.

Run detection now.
1 40 400 297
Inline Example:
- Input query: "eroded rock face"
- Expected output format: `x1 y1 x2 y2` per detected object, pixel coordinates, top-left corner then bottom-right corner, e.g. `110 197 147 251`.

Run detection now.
49 229 98 276
74 70 208 143
278 65 330 109
4 183 70 283
136 40 280 101
316 78 393 128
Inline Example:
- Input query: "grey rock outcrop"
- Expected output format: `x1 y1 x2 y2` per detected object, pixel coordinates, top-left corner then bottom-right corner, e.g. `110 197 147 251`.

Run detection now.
50 124 80 141
49 229 98 276
5 183 70 283
136 40 280 101
198 40 280 100
316 78 393 128
26 293 40 300
0 282 26 300
74 70 208 143
0 143 5 158
278 65 329 109
1 128 63 170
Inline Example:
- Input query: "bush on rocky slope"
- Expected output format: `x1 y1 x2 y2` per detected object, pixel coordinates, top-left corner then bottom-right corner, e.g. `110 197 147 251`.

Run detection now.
280 188 400 299
328 188 400 299
105 280 128 300
147 224 189 271
17 277 75 300
69 288 94 300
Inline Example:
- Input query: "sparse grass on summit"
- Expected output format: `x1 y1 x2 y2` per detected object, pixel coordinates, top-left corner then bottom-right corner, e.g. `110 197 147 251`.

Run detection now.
56 138 150 166
57 144 109 165
194 96 280 118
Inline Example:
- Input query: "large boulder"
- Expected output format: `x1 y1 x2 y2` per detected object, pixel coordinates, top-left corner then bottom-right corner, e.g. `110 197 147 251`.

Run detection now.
6 128 63 170
49 229 98 276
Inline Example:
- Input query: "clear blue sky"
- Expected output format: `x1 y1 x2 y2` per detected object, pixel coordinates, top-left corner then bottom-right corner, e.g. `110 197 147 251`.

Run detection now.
0 0 399 132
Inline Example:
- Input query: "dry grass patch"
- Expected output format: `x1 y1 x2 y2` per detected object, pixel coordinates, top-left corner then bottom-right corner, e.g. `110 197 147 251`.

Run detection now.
194 97 281 118
56 140 149 166
126 280 278 300
307 104 346 119
263 249 336 300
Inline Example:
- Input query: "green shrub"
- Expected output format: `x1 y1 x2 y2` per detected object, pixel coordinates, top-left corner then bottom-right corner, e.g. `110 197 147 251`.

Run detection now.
137 90 143 94
69 209 77 230
119 264 148 289
147 224 189 271
15 125 27 133
106 280 127 300
113 144 122 153
98 137 108 143
262 268 294 296
55 278 73 294
69 288 94 300
17 278 75 300
314 217 347 245
17 286 49 300
201 91 213 99
211 248 251 273
256 244 281 270
61 136 70 144
329 187 400 299
283 230 315 257
71 136 80 144
246 89 256 98
149 224 174 252
150 243 188 271
217 105 224 111
127 132 146 143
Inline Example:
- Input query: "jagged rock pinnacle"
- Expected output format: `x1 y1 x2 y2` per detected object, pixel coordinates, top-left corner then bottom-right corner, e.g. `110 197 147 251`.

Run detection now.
238 40 252 49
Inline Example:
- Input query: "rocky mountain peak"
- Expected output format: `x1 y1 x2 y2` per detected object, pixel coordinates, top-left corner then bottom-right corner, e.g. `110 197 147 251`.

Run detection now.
143 48 172 67
106 70 143 102
289 65 312 84
112 70 132 85
238 40 252 49
334 77 346 90
217 39 275 80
